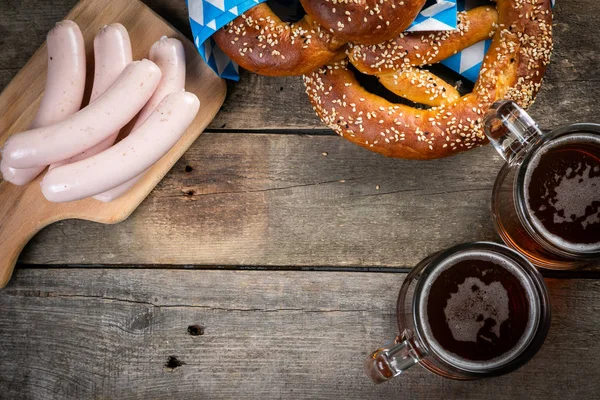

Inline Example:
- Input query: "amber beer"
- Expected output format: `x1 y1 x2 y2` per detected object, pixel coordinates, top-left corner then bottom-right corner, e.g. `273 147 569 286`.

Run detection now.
492 131 600 268
365 242 550 383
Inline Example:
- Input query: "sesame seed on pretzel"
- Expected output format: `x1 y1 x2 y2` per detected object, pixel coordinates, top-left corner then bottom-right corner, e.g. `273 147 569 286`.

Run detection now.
303 1 553 159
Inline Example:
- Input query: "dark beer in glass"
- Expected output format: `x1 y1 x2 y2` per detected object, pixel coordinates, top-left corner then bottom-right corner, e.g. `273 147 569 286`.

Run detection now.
366 242 550 382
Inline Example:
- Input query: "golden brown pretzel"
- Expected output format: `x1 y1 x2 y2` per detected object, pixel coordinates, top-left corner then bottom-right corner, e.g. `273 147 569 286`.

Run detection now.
303 1 552 159
214 0 428 76
300 0 427 45
213 4 345 76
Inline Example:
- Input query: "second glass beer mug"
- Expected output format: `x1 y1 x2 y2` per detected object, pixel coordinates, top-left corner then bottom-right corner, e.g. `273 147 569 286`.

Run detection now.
365 242 550 382
484 100 600 269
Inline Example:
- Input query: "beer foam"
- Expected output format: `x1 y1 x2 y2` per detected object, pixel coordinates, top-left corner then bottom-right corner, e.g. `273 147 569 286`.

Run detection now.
551 163 600 227
419 250 538 372
443 277 509 343
524 133 600 252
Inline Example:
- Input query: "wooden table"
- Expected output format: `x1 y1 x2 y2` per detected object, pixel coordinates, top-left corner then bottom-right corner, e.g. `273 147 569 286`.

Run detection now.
1 1 599 398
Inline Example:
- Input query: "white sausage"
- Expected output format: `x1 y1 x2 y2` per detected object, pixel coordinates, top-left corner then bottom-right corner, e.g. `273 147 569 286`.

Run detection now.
134 37 186 129
34 20 87 127
94 36 186 202
51 23 132 168
1 20 86 185
41 91 200 203
2 59 161 169
90 24 133 101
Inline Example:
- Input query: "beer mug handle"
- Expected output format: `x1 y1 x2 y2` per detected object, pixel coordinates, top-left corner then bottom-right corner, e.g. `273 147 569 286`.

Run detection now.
483 100 545 166
364 335 421 383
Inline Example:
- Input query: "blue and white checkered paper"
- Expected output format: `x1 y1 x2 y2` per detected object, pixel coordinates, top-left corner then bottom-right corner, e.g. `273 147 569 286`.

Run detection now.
407 0 458 32
187 0 262 80
440 0 490 83
187 0 553 82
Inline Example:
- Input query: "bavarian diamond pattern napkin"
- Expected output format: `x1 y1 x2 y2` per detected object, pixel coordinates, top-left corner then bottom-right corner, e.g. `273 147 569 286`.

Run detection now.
187 0 262 80
187 0 458 81
407 0 458 31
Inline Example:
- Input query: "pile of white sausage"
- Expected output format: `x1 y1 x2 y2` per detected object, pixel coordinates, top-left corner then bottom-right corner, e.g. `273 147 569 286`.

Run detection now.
0 20 200 203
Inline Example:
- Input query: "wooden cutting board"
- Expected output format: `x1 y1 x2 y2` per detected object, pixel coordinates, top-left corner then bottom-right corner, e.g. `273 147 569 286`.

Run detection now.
0 0 227 287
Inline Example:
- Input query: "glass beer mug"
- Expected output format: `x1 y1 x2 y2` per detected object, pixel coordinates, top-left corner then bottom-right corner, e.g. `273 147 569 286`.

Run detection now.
484 100 600 269
365 242 550 383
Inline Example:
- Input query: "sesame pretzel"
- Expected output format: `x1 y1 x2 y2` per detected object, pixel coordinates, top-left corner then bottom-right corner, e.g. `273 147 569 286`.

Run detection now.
304 0 553 159
213 0 426 76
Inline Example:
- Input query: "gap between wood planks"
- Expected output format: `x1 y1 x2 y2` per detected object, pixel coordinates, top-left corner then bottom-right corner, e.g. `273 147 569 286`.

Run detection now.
204 128 337 135
15 263 600 280
203 128 557 136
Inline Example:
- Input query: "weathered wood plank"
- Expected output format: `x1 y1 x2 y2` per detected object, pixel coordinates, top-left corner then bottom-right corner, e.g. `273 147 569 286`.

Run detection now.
1 0 598 131
20 133 504 267
0 268 599 399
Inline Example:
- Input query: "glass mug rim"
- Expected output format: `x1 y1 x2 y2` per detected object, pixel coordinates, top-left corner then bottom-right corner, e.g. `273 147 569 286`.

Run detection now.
513 123 600 258
365 241 551 383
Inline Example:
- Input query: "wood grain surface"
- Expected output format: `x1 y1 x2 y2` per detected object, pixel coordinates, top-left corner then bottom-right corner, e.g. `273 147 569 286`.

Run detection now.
20 133 504 268
18 133 600 269
1 268 599 399
1 0 600 399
